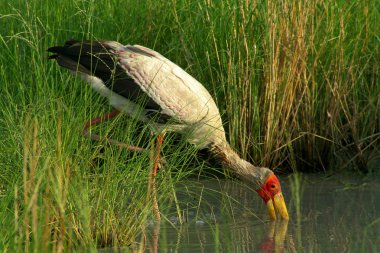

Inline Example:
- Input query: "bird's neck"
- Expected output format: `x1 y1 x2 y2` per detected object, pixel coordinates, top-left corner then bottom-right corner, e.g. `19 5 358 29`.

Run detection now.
210 142 267 188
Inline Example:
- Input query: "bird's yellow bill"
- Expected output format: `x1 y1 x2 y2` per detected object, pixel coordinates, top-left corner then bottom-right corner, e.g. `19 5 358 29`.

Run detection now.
266 193 289 220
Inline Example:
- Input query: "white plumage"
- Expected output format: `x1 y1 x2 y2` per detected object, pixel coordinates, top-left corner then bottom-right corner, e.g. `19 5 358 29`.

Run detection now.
116 44 226 147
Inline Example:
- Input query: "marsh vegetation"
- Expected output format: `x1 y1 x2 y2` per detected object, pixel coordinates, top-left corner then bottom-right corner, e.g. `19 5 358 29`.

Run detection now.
0 0 378 251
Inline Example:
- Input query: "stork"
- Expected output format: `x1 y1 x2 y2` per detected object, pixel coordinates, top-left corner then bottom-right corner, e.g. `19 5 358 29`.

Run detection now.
47 40 289 220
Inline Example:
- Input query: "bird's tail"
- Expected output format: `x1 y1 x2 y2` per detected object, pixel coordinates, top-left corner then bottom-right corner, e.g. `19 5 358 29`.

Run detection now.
47 40 123 75
47 40 79 59
47 40 93 74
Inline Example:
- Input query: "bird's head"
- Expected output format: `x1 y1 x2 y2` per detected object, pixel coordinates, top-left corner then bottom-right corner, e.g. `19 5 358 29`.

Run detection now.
253 168 289 220
209 143 289 220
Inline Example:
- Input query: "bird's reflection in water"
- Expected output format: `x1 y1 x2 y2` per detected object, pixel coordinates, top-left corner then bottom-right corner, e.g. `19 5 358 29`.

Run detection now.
259 221 288 253
134 219 289 253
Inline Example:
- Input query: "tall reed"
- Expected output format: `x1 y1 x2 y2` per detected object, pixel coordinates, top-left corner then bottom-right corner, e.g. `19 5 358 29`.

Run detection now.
164 0 379 172
0 0 378 250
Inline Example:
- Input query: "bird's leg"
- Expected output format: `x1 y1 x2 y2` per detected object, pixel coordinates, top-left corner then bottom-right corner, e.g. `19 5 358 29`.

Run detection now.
149 134 165 220
152 134 165 176
148 136 161 221
82 109 145 153
150 176 161 221
83 110 120 130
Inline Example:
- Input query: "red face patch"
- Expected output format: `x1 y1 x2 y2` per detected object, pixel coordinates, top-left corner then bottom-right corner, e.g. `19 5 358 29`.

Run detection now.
256 174 282 203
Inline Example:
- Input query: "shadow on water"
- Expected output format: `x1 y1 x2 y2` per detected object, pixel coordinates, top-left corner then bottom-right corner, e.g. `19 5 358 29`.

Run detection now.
105 173 380 252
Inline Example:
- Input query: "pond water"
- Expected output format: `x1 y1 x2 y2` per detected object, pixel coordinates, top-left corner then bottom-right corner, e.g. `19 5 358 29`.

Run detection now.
134 173 380 252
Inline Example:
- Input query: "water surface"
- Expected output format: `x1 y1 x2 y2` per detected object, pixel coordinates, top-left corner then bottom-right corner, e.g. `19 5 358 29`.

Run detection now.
136 173 380 252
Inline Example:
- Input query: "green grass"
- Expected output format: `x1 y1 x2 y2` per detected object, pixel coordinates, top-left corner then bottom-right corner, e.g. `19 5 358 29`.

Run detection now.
0 0 379 251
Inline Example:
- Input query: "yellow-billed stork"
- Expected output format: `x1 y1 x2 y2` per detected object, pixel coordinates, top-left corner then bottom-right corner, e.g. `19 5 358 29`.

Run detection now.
47 40 289 220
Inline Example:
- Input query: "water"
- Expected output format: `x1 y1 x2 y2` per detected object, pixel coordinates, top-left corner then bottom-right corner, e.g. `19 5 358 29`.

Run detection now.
134 174 380 252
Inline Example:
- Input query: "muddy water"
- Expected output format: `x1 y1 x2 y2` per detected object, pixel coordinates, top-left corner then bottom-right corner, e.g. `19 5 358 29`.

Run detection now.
138 174 380 252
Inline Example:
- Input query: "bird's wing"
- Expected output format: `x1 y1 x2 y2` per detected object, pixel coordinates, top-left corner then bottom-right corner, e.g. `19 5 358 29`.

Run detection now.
119 44 221 126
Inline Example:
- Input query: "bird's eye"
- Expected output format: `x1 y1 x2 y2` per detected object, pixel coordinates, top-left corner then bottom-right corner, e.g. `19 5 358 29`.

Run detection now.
270 184 276 189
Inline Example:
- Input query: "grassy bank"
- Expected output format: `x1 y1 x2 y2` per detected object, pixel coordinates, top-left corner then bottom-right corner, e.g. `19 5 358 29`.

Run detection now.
0 0 378 250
